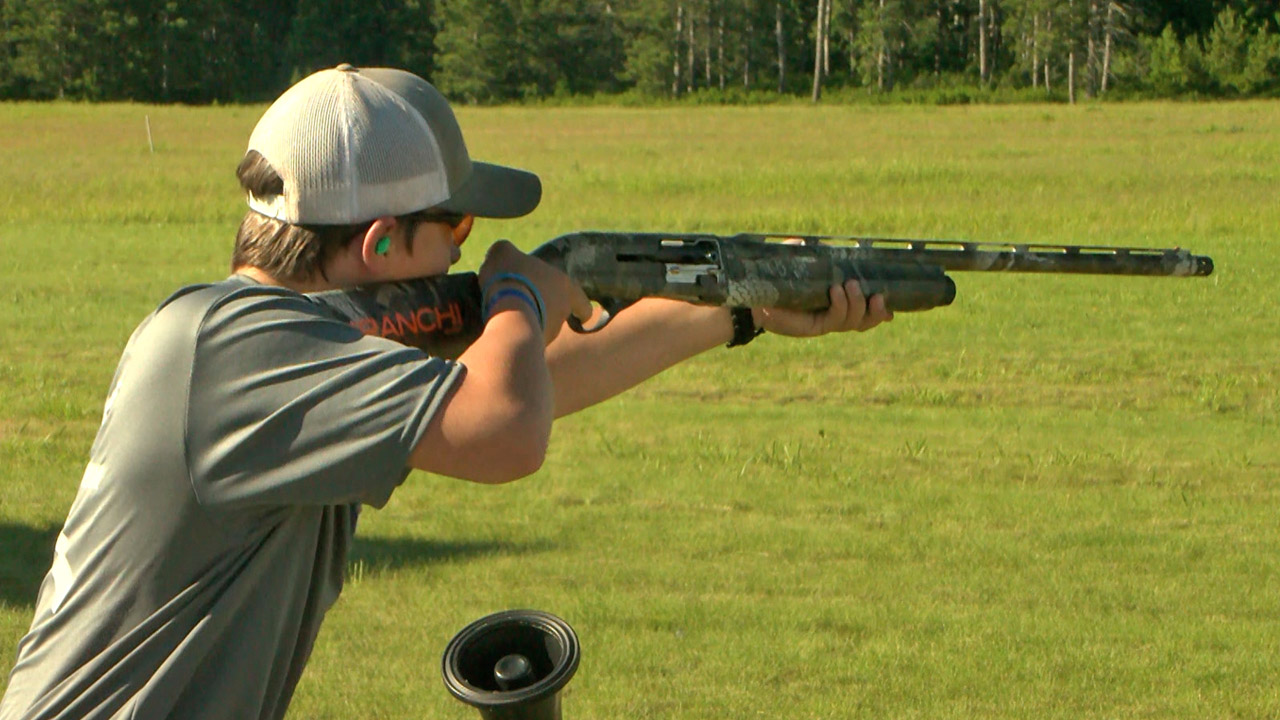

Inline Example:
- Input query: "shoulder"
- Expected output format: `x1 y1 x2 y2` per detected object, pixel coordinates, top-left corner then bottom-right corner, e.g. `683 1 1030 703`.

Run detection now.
153 275 363 345
158 275 323 320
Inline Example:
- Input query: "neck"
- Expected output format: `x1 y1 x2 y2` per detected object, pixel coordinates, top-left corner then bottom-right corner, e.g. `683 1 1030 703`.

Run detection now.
234 266 334 294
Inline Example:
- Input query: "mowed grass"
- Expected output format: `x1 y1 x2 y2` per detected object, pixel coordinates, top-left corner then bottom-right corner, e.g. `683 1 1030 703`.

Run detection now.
1 99 1277 718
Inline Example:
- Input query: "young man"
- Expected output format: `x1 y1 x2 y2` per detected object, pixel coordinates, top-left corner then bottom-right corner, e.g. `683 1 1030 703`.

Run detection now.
0 65 890 720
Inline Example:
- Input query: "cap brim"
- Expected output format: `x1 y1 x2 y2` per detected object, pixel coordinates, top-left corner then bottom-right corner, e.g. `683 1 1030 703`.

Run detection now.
436 162 542 219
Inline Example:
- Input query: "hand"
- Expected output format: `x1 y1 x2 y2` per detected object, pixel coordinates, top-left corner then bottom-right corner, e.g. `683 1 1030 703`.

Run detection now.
754 279 893 337
480 240 592 345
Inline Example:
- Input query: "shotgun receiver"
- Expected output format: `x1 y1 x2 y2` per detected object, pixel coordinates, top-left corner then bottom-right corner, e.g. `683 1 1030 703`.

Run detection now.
309 231 1214 354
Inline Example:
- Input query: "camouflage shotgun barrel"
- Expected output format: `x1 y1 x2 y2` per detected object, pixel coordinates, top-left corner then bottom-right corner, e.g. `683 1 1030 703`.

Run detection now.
309 231 1214 353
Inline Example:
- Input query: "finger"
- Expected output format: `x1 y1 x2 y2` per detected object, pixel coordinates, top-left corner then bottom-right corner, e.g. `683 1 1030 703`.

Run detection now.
486 239 515 259
821 282 851 334
568 281 593 322
864 293 893 329
479 240 516 278
841 280 868 331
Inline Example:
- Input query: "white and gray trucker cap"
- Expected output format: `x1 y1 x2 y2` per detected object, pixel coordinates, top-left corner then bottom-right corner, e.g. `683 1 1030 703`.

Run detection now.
245 64 541 225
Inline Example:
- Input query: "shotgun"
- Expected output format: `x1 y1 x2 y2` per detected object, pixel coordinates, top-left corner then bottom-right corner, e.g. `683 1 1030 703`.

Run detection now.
309 231 1214 355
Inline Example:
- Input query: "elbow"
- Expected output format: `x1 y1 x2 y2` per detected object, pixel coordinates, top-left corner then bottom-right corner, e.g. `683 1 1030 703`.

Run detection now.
483 385 554 483
411 418 548 485
506 440 549 483
473 423 549 484
411 359 555 484
468 396 552 484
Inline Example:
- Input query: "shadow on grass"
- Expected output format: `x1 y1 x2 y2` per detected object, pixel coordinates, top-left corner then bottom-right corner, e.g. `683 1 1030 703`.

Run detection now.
1 520 58 608
349 535 551 572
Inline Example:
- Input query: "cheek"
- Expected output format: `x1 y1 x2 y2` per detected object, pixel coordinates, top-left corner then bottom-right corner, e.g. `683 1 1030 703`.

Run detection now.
418 238 457 274
410 230 453 267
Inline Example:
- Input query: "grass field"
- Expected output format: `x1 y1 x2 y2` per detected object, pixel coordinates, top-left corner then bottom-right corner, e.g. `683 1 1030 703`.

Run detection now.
1 99 1277 718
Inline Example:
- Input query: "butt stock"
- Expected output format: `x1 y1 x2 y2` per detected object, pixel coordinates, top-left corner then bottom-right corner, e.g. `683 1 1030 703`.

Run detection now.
309 273 484 358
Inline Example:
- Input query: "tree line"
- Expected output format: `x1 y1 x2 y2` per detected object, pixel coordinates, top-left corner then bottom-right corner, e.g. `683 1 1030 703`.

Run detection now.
2 0 1278 104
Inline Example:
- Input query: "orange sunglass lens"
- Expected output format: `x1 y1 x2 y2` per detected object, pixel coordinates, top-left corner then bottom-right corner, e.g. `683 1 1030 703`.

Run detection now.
452 215 474 246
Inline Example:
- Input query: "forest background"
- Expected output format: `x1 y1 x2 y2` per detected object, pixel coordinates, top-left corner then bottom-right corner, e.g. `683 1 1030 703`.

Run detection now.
4 0 1280 105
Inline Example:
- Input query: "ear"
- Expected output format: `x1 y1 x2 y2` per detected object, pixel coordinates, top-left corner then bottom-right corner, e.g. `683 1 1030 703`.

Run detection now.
357 216 398 269
452 214 475 245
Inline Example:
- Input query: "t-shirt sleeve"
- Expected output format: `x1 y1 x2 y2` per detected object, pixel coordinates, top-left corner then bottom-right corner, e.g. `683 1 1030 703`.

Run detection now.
183 286 465 509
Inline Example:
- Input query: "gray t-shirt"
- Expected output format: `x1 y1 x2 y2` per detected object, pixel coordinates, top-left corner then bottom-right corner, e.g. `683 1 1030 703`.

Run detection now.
1 276 464 720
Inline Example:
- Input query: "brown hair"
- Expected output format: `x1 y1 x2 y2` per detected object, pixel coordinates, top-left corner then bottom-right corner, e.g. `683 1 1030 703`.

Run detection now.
232 151 420 282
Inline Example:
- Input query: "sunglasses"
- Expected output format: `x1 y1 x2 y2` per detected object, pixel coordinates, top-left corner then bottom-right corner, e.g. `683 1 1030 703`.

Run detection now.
408 210 473 246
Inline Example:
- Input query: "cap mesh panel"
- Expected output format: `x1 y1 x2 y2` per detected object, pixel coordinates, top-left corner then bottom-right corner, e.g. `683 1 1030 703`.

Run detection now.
247 70 447 224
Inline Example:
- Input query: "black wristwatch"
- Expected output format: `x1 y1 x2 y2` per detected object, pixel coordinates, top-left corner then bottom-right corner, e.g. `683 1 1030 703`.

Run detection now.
726 307 765 348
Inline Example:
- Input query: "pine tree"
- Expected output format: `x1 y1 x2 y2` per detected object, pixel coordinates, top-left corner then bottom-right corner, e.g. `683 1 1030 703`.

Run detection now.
433 0 518 102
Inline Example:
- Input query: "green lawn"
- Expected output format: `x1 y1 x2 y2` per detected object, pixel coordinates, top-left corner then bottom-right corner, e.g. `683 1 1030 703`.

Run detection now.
1 100 1276 718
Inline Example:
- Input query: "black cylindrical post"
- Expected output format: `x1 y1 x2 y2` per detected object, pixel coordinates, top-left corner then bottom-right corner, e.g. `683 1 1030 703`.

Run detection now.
442 610 580 720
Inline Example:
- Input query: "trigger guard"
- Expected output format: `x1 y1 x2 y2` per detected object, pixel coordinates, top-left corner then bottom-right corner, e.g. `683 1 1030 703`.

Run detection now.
568 297 635 334
570 308 613 334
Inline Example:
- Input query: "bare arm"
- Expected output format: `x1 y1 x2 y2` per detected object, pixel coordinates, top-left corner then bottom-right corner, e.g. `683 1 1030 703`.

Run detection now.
409 308 553 483
547 280 893 418
546 299 734 417
412 296 719 482
409 241 590 484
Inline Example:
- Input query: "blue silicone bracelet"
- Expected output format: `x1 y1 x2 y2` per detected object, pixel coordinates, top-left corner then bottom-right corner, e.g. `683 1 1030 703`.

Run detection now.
482 272 546 330
483 287 544 330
